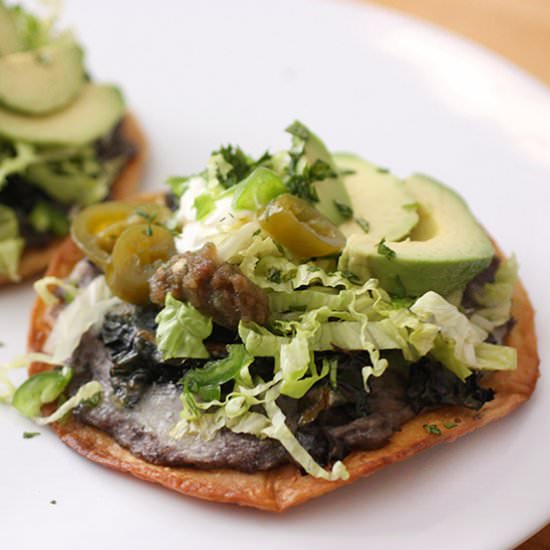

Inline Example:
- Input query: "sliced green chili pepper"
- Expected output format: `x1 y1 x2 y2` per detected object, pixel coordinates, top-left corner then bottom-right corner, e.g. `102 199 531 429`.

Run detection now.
183 344 253 400
12 367 73 418
232 167 287 211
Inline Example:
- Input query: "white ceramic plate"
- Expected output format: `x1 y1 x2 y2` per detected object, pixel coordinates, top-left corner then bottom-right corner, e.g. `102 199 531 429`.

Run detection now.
1 1 549 548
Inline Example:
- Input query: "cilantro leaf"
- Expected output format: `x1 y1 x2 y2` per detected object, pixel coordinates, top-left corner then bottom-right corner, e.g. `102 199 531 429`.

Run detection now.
23 431 40 439
338 168 356 176
340 270 361 285
423 423 442 436
443 422 458 429
356 218 369 233
377 238 396 260
333 201 353 220
213 145 271 189
286 158 336 203
266 267 282 284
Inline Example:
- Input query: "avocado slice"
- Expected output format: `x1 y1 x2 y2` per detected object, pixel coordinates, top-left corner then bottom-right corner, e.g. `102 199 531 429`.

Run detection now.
0 83 124 145
0 3 23 56
0 40 85 114
340 174 494 296
290 123 352 225
335 153 419 241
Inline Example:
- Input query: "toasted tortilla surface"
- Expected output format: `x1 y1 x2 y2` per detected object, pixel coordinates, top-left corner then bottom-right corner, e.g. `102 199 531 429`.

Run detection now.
27 238 539 512
0 113 146 286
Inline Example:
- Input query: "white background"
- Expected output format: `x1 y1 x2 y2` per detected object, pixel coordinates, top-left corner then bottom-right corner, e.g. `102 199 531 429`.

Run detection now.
1 1 549 549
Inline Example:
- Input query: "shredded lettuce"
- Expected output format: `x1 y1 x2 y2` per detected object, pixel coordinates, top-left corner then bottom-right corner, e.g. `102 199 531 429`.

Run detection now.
33 276 78 306
0 206 22 281
470 256 518 332
475 342 517 371
173 375 349 481
410 290 517 377
0 204 19 240
155 294 212 359
262 386 349 481
0 237 24 281
44 276 119 363
411 291 488 366
35 381 103 425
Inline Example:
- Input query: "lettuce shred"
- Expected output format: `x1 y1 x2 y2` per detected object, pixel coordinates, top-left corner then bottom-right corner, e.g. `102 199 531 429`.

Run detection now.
0 237 24 281
155 295 213 359
44 276 120 363
34 276 78 306
470 256 518 332
35 381 103 425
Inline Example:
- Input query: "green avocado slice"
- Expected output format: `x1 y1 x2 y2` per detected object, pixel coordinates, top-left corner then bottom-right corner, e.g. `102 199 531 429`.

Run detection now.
0 3 23 56
0 83 124 145
340 173 494 296
335 153 419 242
0 39 85 114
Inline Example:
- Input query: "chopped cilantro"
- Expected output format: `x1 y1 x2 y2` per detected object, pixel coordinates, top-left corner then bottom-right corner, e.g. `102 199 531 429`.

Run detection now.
286 173 319 203
306 264 321 272
135 209 157 224
443 422 458 429
266 267 282 284
23 431 40 439
309 159 337 181
213 145 251 188
340 270 361 285
274 241 285 255
338 168 356 176
355 218 369 233
252 228 261 237
402 202 419 211
423 423 442 436
285 120 310 141
286 159 336 203
376 166 389 174
377 238 396 260
212 146 271 189
81 392 102 408
136 209 158 237
333 201 353 220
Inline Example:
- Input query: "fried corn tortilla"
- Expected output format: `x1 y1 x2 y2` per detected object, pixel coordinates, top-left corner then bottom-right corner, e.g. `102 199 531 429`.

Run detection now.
0 114 146 287
26 235 539 512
